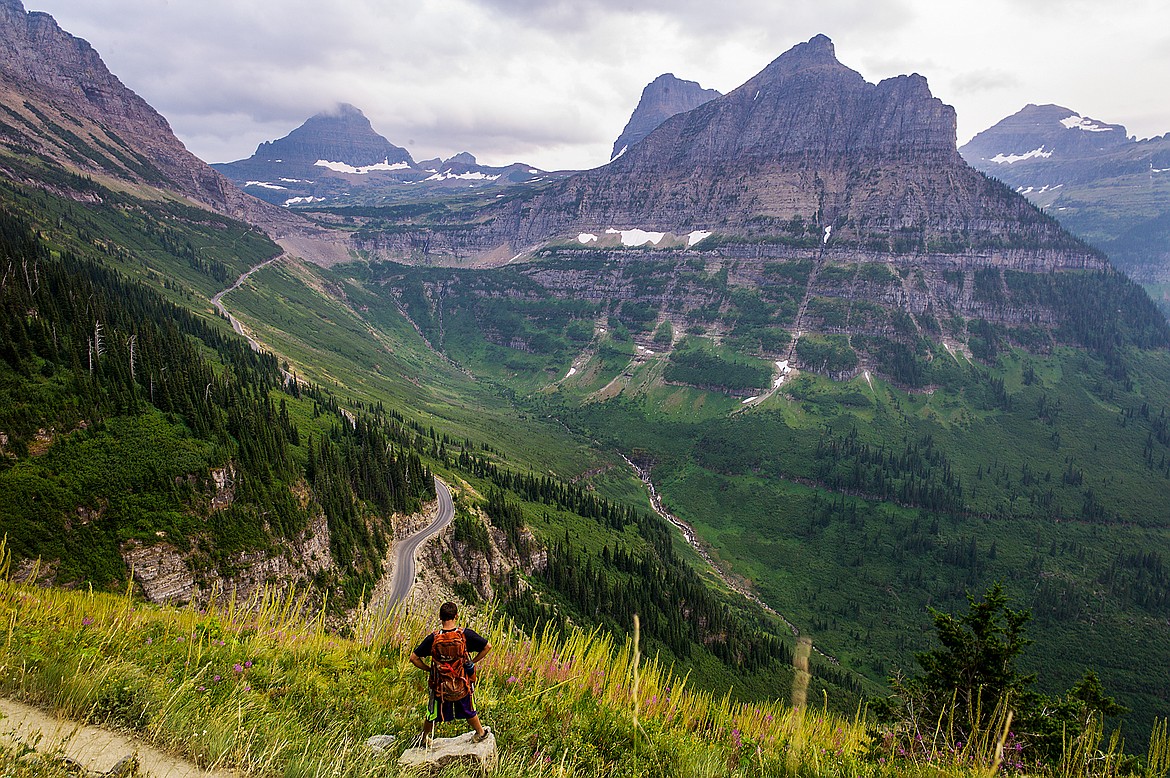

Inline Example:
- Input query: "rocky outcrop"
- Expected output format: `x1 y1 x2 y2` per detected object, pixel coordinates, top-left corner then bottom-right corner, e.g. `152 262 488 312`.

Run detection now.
122 512 335 606
416 506 544 604
611 73 720 160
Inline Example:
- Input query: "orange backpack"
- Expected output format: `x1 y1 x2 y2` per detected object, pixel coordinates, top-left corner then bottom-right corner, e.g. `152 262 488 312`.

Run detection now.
429 628 471 702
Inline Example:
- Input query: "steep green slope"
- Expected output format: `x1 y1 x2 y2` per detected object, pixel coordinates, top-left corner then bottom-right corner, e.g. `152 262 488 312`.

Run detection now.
0 185 437 600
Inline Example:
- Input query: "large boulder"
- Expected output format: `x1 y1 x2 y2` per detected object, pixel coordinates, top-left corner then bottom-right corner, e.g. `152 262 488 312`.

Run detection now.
398 730 498 773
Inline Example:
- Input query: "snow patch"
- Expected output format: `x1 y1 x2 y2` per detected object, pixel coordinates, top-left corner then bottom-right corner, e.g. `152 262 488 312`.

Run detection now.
688 230 712 247
528 168 539 174
989 147 1053 164
742 396 759 404
612 145 628 161
606 228 665 247
1060 115 1115 132
822 225 833 244
578 233 598 244
1153 167 1170 174
773 359 791 388
424 170 500 182
245 181 287 190
283 196 325 206
314 159 410 174
279 177 312 183
565 367 578 378
753 90 760 101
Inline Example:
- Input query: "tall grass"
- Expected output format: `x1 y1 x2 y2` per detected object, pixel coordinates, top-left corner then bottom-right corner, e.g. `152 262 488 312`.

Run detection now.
0 536 1163 777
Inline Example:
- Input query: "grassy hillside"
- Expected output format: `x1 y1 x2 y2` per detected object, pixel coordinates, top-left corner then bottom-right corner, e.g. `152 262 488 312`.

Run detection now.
4 566 1164 777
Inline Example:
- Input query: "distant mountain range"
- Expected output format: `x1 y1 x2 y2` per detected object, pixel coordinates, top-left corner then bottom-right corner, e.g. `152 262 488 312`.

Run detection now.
961 104 1170 289
213 104 570 208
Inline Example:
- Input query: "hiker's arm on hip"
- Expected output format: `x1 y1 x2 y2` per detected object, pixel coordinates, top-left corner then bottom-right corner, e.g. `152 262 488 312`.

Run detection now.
408 652 430 672
471 641 492 665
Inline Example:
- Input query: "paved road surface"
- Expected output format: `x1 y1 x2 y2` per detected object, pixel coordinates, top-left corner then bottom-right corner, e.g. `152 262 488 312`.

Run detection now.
388 477 454 604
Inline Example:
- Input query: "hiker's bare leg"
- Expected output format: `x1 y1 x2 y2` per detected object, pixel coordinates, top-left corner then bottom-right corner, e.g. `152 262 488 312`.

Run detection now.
421 720 434 739
468 714 485 738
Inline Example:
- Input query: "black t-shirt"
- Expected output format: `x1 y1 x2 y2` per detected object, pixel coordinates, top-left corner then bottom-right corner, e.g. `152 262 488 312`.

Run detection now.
413 627 487 658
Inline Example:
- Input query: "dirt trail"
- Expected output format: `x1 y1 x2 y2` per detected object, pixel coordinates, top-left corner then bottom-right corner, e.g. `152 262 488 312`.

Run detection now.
0 698 234 778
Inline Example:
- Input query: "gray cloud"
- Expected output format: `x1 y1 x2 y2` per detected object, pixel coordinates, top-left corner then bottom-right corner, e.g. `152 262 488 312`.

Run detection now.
28 0 1170 167
950 69 1021 96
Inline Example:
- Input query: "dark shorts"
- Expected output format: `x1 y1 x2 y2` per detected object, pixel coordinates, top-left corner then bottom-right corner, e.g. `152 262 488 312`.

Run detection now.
426 690 477 722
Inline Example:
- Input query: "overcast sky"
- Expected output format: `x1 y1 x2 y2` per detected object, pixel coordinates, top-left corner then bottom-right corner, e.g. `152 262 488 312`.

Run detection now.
27 0 1170 171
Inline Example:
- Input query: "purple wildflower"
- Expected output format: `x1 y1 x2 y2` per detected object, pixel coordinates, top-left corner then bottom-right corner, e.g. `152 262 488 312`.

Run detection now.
244 660 252 668
506 676 518 684
234 663 243 673
81 617 94 627
213 675 221 682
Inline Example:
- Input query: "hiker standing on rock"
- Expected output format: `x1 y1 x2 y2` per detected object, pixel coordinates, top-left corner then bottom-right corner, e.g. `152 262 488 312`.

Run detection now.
409 601 493 743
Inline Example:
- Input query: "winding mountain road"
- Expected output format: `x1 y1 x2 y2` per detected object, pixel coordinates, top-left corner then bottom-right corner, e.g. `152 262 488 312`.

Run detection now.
387 477 455 604
210 253 287 352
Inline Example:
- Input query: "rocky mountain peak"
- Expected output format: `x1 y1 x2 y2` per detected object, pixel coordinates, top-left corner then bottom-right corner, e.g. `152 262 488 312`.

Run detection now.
610 35 956 172
611 73 721 160
444 152 477 166
961 103 1129 167
250 104 413 167
755 32 841 77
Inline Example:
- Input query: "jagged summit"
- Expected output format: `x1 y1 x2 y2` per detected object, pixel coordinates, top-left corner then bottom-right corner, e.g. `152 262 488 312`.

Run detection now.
615 35 955 168
610 73 721 160
753 33 842 76
357 34 1100 276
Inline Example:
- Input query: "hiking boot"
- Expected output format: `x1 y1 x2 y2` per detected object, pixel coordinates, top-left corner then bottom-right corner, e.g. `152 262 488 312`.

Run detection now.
472 726 491 743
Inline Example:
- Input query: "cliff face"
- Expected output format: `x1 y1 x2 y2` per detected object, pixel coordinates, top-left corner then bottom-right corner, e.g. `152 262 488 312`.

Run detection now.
0 0 299 233
610 73 720 160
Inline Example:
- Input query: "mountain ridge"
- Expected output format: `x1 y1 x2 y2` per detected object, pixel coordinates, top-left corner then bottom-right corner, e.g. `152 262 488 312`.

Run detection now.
214 104 568 207
0 0 291 230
